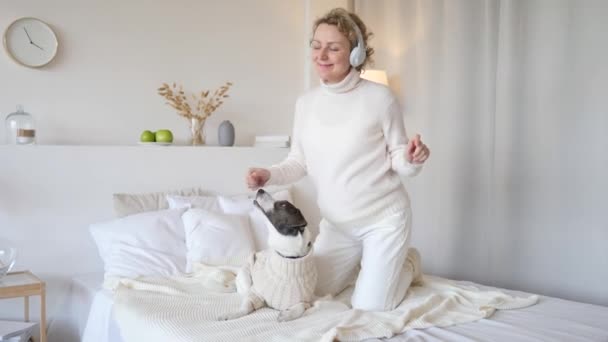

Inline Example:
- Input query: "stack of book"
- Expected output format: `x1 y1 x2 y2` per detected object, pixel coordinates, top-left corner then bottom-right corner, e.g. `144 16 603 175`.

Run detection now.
254 135 291 148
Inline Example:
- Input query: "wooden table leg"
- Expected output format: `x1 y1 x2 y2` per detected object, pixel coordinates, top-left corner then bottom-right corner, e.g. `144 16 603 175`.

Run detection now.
24 296 29 322
40 286 47 342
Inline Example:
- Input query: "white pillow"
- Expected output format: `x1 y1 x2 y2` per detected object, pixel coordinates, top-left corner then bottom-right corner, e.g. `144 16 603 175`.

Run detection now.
166 188 293 251
218 189 293 251
181 209 255 271
89 208 187 286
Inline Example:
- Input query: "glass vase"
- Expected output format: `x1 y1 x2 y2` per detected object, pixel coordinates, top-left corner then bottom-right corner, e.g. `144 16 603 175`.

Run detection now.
189 117 206 146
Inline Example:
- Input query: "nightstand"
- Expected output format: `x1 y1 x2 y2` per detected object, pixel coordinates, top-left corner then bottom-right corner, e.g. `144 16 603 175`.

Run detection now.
0 271 46 342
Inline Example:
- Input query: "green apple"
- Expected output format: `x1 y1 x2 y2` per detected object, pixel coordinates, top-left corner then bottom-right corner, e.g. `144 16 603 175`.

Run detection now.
140 130 156 142
155 129 173 143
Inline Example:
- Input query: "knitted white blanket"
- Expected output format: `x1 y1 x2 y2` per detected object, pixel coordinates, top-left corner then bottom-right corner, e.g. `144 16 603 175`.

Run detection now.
112 267 538 342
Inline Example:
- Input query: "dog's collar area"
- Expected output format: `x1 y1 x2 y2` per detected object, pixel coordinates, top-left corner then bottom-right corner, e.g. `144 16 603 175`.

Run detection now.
276 251 304 259
275 249 312 259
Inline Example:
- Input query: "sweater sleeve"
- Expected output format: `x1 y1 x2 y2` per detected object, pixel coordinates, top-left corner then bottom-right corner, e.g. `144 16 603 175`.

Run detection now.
382 99 423 177
266 99 307 186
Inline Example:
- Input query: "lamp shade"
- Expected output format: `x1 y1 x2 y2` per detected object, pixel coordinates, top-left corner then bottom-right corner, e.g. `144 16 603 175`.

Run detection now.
360 69 388 86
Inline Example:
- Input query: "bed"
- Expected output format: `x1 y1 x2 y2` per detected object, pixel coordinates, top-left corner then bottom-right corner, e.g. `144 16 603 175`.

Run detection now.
74 272 608 342
77 186 608 342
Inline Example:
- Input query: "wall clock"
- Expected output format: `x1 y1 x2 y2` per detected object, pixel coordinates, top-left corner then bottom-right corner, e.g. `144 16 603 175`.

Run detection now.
3 17 59 68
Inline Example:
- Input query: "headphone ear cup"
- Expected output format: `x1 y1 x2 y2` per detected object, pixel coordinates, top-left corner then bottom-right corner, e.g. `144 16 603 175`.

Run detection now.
350 44 365 67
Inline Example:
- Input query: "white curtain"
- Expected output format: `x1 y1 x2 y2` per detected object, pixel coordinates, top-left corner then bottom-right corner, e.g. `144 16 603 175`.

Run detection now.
355 0 608 305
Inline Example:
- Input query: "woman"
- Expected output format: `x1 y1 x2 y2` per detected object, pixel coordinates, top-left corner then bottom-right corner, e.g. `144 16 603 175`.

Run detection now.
246 8 430 311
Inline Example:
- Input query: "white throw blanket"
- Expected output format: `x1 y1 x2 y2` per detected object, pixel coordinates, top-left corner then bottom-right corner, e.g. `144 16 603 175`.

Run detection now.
111 266 538 342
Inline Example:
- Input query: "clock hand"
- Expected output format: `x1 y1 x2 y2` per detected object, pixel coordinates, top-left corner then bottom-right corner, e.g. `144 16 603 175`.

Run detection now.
31 42 44 51
23 27 33 43
23 27 44 50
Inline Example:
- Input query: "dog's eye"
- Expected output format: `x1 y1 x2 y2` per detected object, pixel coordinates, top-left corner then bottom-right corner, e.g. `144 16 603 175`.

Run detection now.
307 242 312 247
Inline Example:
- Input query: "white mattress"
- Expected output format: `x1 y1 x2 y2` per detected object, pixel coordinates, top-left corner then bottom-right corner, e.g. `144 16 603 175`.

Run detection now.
74 274 608 342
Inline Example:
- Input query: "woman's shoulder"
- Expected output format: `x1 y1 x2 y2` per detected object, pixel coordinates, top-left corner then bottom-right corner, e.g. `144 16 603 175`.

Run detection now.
358 79 399 106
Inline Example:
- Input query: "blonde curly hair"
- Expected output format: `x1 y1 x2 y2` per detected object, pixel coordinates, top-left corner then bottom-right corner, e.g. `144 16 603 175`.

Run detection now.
312 8 375 71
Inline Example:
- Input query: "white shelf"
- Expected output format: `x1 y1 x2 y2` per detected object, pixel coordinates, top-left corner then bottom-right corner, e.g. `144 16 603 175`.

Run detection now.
0 144 288 149
0 320 37 339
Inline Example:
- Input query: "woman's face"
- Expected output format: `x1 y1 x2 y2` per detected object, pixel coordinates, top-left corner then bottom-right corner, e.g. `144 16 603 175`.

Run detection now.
311 23 352 84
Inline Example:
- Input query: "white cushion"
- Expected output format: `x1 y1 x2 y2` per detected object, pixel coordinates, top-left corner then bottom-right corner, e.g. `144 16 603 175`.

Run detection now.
181 209 255 271
89 208 187 285
113 187 209 218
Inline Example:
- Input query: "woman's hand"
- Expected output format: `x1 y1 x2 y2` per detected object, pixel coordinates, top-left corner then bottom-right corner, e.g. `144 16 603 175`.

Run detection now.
246 168 271 190
406 134 430 164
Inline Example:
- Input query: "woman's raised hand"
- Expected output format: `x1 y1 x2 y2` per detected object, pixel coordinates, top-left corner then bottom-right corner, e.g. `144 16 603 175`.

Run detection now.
246 168 271 190
406 134 430 164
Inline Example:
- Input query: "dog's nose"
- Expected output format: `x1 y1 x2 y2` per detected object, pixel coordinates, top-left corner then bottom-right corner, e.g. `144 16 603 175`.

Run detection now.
256 188 266 195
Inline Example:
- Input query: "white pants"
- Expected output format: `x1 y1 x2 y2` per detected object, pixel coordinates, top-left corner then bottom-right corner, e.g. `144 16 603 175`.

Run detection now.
314 210 414 311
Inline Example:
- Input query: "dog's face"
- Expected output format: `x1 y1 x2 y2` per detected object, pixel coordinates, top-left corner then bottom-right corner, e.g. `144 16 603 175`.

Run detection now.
253 189 312 258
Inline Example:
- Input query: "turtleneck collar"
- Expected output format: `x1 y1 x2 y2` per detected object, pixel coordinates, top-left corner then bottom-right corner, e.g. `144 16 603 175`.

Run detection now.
320 68 362 94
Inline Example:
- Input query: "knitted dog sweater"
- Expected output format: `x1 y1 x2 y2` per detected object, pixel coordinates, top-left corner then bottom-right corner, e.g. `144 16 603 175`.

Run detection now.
249 249 317 311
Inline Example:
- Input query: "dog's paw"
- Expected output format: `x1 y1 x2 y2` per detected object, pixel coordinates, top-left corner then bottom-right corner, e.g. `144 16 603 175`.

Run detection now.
277 309 293 322
278 308 303 322
277 302 309 322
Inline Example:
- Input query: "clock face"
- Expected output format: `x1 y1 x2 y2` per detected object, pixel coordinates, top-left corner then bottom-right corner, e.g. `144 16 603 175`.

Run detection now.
3 17 58 68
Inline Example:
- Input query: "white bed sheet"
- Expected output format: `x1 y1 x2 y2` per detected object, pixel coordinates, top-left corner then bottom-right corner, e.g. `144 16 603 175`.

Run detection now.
72 274 121 342
75 273 608 342
69 273 104 338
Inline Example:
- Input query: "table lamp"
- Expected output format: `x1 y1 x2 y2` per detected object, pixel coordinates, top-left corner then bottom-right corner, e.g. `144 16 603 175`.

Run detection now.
361 69 389 86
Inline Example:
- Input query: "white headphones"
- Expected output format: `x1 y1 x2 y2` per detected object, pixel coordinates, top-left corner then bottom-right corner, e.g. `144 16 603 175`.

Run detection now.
345 15 366 67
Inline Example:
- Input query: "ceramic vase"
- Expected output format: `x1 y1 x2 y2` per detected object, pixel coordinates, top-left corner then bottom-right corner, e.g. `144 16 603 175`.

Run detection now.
218 120 235 146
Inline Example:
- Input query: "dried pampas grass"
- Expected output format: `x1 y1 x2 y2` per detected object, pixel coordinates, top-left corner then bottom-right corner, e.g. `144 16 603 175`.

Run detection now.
157 81 233 121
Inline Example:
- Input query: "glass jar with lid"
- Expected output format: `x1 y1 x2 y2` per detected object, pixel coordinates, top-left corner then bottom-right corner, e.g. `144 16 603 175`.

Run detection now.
5 105 36 145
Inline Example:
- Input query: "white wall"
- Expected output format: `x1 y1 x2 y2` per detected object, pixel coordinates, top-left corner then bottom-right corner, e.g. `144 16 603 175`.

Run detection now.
0 0 307 146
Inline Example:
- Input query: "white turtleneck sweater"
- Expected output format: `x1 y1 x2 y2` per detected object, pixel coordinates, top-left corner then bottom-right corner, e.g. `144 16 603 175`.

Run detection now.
268 69 422 227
